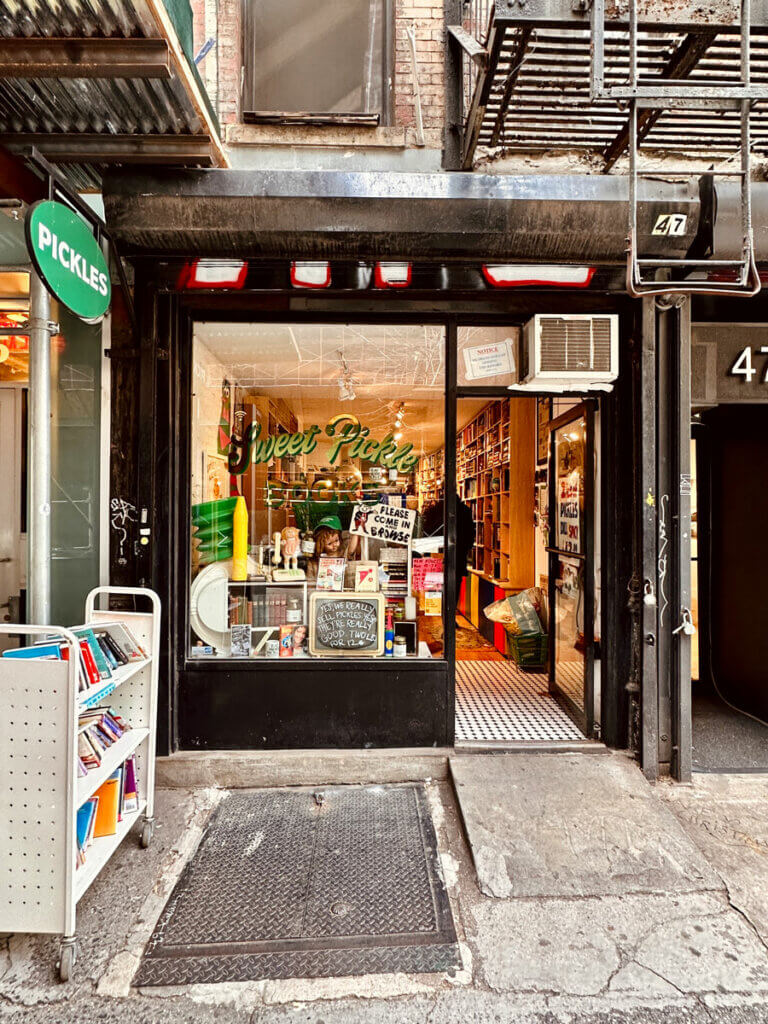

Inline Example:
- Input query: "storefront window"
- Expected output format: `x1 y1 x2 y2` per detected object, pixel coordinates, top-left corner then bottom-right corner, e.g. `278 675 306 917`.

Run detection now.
189 323 445 661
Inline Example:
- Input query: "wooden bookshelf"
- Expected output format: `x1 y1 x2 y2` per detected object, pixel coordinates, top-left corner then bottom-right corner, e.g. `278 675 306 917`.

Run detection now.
456 399 535 588
417 449 444 509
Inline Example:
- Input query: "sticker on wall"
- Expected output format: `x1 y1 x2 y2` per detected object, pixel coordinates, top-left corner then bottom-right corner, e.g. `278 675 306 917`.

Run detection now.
652 213 688 236
462 338 516 381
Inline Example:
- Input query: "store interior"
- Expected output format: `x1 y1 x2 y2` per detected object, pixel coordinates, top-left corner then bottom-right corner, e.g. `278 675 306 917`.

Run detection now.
189 321 592 744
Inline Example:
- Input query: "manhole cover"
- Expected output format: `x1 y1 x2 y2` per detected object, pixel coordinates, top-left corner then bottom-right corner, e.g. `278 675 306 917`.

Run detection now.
135 784 460 985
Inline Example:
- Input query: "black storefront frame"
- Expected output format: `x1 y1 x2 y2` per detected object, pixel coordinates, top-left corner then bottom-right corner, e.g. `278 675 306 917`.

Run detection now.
134 282 637 755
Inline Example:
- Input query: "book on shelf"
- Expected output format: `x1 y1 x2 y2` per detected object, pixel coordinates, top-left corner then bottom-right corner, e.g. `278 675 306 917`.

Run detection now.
77 708 130 770
316 557 346 591
76 797 99 866
93 770 121 838
76 754 140 867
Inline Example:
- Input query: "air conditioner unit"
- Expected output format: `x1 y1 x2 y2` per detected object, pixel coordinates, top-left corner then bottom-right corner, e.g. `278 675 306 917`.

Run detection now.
520 314 619 389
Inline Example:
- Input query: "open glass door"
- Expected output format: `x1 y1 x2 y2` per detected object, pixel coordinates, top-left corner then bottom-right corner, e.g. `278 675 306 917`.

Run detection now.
548 404 595 736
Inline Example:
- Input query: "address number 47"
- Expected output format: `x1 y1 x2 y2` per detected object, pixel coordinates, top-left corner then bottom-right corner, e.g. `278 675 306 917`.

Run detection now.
730 346 768 383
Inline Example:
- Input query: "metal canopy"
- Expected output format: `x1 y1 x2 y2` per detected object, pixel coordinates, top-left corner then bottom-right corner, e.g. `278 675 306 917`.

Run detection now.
0 0 226 190
461 0 768 169
102 168 700 261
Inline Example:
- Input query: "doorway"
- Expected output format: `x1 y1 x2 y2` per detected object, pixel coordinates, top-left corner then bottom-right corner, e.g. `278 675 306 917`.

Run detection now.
451 395 598 745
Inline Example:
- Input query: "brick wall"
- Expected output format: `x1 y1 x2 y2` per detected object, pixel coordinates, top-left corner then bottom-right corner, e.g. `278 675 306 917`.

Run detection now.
190 0 445 136
394 0 445 133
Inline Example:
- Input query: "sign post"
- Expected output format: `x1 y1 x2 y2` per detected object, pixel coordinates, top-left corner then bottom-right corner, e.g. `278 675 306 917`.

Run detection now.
24 199 111 623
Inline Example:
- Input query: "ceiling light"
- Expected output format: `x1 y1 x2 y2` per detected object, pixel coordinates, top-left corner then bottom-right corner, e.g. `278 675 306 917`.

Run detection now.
374 262 412 289
291 261 331 288
482 265 595 288
394 431 403 441
180 259 248 289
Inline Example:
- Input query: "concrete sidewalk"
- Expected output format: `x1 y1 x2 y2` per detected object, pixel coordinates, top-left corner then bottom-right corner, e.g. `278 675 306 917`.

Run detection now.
2 751 768 1023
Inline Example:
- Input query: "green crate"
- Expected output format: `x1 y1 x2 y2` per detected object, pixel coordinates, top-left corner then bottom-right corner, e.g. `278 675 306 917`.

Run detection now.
505 629 548 670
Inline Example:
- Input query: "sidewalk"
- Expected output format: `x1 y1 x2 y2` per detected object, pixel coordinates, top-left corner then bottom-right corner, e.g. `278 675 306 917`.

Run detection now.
2 751 768 1024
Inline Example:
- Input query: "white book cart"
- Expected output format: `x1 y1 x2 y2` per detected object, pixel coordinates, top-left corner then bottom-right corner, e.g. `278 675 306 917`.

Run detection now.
0 586 160 981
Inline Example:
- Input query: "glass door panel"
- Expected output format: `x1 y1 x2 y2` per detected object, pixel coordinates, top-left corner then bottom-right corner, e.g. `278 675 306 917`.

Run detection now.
548 406 594 735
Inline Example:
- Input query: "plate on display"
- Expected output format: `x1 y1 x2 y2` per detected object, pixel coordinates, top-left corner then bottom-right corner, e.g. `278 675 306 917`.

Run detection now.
190 557 258 652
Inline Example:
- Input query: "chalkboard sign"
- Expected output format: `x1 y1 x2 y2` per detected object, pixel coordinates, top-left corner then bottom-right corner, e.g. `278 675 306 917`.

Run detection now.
309 592 385 657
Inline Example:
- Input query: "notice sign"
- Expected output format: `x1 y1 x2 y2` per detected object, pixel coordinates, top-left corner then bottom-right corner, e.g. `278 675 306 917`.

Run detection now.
462 339 515 381
558 473 581 554
26 200 111 321
350 501 416 546
309 592 385 657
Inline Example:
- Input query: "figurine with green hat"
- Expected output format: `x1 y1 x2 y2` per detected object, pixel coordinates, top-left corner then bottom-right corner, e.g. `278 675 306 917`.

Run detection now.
307 513 360 578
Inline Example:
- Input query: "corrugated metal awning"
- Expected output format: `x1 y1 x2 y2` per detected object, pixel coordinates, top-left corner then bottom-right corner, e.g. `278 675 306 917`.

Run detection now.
461 2 768 169
0 0 226 190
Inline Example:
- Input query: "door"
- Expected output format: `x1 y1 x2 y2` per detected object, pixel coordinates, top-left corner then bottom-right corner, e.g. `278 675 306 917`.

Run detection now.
548 403 595 736
0 388 25 646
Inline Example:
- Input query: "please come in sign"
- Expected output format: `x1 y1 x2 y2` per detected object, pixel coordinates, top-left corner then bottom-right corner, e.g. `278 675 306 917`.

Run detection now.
25 200 111 321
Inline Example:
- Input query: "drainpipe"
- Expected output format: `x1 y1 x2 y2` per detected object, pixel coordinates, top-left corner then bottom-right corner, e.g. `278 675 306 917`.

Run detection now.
28 270 52 624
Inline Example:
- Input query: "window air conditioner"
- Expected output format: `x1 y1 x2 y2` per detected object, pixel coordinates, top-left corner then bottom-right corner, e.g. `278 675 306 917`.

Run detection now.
520 314 619 389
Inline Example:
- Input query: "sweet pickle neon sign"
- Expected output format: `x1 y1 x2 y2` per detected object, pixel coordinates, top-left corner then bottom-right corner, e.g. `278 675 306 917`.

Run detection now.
228 413 420 475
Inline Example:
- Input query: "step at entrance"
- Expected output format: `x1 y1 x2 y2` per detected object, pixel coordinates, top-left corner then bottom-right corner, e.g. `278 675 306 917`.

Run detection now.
135 784 460 986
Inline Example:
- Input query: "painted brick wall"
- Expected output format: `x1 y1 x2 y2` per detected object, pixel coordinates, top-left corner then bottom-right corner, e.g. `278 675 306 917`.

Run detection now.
394 0 445 133
190 0 445 136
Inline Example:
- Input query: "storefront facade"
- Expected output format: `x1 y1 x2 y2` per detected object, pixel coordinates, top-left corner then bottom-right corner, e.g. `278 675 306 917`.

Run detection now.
102 242 645 761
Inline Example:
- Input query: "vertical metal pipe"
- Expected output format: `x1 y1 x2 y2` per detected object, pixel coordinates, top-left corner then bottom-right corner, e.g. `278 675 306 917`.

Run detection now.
673 298 692 782
640 297 659 779
27 270 51 624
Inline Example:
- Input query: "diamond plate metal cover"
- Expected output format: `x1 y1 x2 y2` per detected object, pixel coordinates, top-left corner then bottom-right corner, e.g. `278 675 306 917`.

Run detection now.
135 784 460 985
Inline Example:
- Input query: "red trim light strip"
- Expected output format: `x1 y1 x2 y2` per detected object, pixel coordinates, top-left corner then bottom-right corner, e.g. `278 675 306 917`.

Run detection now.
374 262 412 288
290 261 332 288
482 264 596 288
181 259 248 289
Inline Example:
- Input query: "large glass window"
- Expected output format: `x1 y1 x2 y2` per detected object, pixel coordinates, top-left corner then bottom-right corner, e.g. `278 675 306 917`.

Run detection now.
189 323 445 661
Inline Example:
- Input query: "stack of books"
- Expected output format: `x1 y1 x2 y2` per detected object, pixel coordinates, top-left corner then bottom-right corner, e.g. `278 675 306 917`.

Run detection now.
379 548 409 598
2 621 147 694
76 756 140 866
77 707 129 773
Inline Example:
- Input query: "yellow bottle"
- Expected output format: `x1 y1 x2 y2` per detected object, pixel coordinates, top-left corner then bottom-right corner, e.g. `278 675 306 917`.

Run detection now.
231 496 248 581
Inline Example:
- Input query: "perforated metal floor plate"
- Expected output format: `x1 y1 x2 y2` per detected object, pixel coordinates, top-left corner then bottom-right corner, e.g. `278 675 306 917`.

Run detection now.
135 785 460 986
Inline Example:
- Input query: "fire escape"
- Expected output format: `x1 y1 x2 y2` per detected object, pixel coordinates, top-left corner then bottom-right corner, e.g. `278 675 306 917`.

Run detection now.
452 0 768 295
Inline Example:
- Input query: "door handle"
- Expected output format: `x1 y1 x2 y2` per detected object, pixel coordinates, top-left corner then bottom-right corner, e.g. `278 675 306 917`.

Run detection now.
0 558 11 564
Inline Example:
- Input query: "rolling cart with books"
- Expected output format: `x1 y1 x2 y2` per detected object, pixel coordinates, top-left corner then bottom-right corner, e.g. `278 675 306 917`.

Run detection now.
0 586 160 981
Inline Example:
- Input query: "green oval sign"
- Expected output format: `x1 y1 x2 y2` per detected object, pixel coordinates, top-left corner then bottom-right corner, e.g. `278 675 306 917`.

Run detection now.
25 200 111 321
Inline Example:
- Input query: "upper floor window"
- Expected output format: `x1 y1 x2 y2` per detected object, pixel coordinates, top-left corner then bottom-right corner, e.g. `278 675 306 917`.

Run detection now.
242 0 393 124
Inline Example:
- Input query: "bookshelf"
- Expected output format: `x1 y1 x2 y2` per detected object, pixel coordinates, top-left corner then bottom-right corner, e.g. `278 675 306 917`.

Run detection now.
0 586 160 981
417 449 444 509
457 399 535 588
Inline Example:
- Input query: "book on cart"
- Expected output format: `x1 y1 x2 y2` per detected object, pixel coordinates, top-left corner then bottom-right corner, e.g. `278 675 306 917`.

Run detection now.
0 586 160 982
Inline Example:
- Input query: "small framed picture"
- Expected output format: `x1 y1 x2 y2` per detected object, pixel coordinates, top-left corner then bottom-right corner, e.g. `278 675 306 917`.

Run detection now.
354 561 379 592
537 397 551 465
230 624 251 658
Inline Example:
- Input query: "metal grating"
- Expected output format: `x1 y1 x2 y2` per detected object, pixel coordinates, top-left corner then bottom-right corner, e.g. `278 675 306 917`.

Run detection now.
455 661 584 742
135 785 460 986
539 316 613 373
463 18 768 168
0 0 217 189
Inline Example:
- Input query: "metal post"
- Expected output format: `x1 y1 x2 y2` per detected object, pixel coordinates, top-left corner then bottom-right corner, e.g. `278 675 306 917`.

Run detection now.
656 301 674 772
640 298 659 778
27 270 51 624
673 298 692 782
